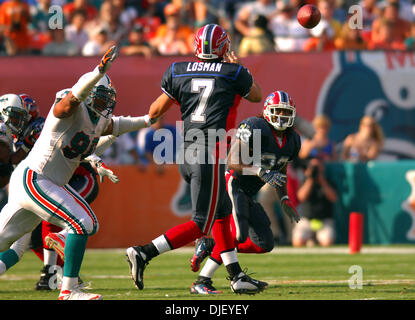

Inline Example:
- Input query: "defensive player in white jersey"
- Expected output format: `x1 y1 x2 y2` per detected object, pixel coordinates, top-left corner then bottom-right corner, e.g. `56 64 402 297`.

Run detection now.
0 46 152 300
0 94 119 290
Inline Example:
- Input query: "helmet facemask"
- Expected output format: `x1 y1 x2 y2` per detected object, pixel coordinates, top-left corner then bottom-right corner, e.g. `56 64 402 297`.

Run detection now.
1 106 30 136
85 85 116 119
264 104 296 131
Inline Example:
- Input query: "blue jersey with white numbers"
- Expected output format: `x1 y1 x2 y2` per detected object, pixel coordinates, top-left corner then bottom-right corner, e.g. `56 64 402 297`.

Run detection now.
161 61 253 146
231 116 301 196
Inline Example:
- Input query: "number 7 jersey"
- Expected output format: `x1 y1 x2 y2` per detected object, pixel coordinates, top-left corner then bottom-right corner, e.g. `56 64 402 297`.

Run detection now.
161 61 253 141
24 89 111 186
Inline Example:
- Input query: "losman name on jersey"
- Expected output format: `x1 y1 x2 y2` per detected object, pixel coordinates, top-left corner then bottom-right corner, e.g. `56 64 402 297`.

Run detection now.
186 62 223 73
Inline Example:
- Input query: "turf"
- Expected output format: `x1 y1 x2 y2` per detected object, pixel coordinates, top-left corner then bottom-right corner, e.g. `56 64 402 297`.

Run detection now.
1 246 415 300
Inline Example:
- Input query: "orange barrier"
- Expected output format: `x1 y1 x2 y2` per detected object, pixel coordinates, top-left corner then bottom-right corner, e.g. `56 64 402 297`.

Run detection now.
87 165 191 248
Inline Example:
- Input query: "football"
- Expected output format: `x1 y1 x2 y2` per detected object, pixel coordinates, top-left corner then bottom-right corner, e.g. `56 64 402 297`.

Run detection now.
297 4 321 29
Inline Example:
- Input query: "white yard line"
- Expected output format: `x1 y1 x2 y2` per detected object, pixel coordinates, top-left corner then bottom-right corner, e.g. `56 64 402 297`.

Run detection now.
2 274 415 286
88 246 415 255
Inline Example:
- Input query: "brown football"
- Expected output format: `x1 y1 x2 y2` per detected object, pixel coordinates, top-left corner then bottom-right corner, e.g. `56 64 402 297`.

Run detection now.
297 4 321 29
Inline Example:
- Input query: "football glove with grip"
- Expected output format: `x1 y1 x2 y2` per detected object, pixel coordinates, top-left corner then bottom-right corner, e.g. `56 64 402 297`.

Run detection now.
280 195 300 223
98 46 118 74
88 154 119 183
257 168 287 188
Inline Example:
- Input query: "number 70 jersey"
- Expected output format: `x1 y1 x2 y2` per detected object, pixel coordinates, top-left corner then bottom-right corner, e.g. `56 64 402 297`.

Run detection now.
25 89 111 186
161 61 253 139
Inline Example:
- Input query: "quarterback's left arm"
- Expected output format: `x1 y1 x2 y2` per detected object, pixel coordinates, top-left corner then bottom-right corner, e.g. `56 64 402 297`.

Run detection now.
148 92 175 120
275 164 300 223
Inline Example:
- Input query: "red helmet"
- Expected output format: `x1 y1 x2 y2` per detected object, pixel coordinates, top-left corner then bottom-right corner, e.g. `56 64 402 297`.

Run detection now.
263 91 296 131
195 24 230 60
19 93 40 120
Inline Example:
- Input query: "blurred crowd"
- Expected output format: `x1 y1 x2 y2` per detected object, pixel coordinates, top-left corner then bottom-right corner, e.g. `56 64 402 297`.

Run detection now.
1 0 415 56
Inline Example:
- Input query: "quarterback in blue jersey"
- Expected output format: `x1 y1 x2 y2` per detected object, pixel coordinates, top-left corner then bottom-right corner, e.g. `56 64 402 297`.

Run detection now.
126 23 269 295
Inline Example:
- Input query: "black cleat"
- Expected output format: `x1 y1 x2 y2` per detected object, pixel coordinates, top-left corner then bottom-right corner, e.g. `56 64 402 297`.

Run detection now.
230 272 268 295
190 277 223 295
126 246 148 290
35 265 57 290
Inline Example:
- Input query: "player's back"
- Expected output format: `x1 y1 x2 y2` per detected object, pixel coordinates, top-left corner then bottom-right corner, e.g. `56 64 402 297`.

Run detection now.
161 61 253 146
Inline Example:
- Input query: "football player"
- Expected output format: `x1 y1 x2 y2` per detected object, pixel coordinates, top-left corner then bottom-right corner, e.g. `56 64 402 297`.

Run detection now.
126 24 268 295
189 90 301 294
0 93 119 290
0 46 152 300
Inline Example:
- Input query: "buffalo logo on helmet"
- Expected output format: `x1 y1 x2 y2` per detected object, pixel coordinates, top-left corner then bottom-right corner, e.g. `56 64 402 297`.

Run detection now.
19 93 40 120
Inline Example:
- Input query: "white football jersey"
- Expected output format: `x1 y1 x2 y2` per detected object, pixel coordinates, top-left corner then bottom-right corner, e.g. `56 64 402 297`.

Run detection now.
24 89 111 186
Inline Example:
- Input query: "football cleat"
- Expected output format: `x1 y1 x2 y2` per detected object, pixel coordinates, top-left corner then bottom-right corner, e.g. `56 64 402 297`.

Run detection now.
126 246 148 290
190 237 215 272
58 285 102 300
190 277 223 295
45 232 66 261
35 264 57 291
230 272 268 295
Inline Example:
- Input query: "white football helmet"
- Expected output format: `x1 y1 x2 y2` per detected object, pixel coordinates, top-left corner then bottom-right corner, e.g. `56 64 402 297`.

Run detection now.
84 74 117 119
0 93 31 136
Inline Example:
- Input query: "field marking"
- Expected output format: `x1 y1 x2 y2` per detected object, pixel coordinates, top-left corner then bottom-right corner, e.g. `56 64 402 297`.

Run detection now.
88 246 415 255
2 274 415 286
267 279 415 285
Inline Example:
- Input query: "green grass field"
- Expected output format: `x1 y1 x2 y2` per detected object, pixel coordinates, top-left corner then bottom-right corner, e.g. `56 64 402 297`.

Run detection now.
1 246 415 300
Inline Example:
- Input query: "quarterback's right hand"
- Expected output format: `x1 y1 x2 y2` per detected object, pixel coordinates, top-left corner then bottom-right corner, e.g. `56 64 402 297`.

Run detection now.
98 46 118 73
257 168 287 188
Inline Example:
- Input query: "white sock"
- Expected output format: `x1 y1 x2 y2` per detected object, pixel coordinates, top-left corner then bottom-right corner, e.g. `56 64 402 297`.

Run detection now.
152 235 171 255
61 276 78 291
199 258 220 279
0 261 6 275
220 249 238 266
59 229 68 240
44 249 58 266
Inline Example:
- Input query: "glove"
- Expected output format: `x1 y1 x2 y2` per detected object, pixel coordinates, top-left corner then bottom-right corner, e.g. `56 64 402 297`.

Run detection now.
89 155 119 183
280 195 300 223
257 168 287 188
98 46 118 73
96 160 119 183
